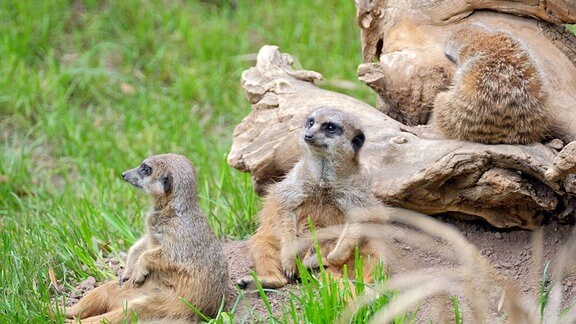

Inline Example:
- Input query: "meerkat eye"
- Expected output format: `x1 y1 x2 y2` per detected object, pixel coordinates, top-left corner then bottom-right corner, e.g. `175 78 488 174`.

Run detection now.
322 122 342 135
306 118 314 128
140 164 152 176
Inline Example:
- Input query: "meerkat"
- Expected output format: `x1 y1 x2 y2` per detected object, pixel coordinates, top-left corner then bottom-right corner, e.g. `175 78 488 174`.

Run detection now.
433 23 552 144
237 107 385 290
65 154 229 323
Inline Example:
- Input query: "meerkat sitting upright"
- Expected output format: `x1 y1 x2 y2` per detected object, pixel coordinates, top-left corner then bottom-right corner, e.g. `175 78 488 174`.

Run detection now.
237 107 386 290
65 154 229 323
433 23 552 144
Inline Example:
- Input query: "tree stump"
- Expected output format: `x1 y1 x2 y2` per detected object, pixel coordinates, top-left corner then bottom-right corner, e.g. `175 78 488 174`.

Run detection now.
228 1 576 229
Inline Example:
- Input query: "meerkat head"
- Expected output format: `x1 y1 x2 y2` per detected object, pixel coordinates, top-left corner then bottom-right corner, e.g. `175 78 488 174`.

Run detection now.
444 23 490 64
122 154 198 208
301 107 365 162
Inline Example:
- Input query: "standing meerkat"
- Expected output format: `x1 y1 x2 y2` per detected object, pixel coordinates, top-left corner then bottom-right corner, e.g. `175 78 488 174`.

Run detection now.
237 107 385 289
65 154 229 323
433 24 552 144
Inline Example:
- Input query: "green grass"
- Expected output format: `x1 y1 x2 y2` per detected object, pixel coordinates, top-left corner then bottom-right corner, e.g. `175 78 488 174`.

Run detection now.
0 0 375 322
240 246 415 323
3 1 572 322
286 249 410 324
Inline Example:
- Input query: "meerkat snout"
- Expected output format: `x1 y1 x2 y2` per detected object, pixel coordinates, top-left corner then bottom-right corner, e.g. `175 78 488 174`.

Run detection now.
122 159 172 194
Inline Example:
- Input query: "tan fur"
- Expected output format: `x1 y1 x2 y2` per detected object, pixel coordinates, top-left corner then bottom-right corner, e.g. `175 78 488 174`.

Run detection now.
238 108 384 289
300 229 380 284
433 23 551 144
66 154 229 323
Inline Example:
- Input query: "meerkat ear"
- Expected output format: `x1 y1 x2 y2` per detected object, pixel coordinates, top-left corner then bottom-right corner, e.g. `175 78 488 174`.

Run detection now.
162 175 172 193
351 132 365 151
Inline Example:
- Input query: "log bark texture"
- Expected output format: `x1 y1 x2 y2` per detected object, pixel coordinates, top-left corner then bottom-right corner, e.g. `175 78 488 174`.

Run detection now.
228 45 576 229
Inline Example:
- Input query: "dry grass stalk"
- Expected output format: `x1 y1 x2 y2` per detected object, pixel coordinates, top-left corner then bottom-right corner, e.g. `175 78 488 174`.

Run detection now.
295 206 576 323
304 207 533 323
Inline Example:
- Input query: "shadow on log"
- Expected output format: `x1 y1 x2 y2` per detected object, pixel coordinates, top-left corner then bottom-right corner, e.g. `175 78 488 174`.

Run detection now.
228 45 576 229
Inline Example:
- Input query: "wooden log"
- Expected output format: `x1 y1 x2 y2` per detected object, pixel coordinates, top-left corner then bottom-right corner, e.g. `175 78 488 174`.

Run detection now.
228 45 576 229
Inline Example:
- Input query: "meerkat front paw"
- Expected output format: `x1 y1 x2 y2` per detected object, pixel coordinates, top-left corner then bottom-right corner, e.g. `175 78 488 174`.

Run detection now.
302 245 324 269
119 269 133 286
130 266 149 286
131 273 147 286
302 253 319 269
281 255 297 283
326 248 352 267
119 275 128 286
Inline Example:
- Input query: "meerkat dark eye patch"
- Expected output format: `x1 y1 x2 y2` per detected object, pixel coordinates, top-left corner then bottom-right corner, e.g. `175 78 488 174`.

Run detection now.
306 118 315 129
322 122 343 136
351 132 365 151
140 163 152 176
162 175 172 193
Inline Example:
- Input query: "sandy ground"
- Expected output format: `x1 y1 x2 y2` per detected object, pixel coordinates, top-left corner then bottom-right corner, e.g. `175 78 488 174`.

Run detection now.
66 217 576 322
220 217 576 321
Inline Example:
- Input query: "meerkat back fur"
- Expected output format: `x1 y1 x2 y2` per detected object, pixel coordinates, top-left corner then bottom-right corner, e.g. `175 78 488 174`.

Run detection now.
65 154 229 323
433 24 551 144
238 108 384 289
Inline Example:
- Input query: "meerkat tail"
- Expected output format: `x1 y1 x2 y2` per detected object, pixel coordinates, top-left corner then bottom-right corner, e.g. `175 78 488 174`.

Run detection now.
65 282 122 319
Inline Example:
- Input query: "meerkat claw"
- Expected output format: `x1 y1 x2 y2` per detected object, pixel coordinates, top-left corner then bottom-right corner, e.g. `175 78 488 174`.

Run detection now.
283 269 297 283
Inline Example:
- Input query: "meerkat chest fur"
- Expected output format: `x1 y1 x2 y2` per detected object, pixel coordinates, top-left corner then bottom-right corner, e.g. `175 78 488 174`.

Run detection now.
146 207 178 245
276 108 378 231
146 204 219 263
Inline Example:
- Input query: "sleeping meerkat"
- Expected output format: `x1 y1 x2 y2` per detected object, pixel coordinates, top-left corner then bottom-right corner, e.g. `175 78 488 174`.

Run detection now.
433 24 552 144
237 107 386 289
65 154 229 323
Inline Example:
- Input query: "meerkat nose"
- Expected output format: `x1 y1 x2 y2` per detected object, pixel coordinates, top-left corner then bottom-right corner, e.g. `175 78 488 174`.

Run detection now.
304 134 313 142
121 172 127 179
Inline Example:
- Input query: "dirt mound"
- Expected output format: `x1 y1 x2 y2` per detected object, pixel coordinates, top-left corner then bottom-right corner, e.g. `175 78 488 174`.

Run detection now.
65 218 575 321
223 218 576 321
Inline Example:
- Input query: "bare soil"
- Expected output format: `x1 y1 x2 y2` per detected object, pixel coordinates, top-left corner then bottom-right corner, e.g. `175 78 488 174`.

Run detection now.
222 217 576 321
66 217 576 322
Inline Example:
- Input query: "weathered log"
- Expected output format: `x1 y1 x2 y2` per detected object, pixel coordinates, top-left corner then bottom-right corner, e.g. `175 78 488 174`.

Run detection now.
546 142 576 181
355 0 576 127
228 45 576 229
